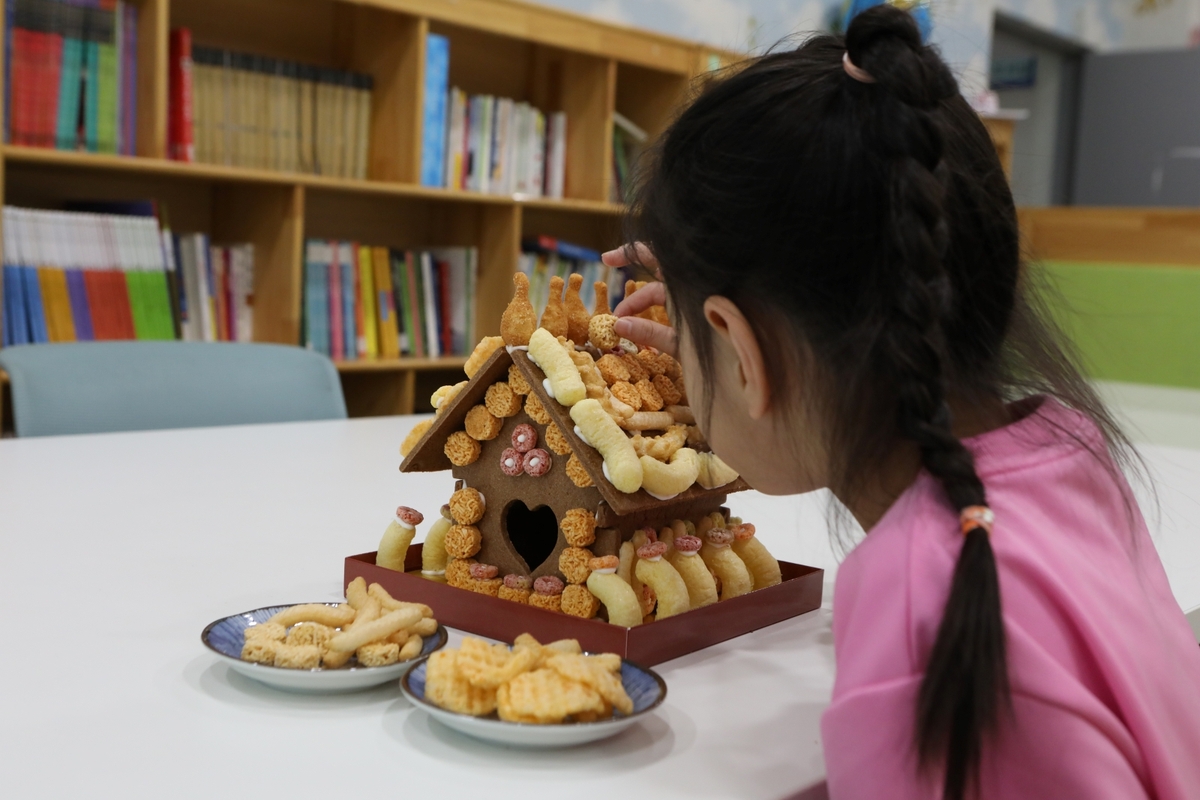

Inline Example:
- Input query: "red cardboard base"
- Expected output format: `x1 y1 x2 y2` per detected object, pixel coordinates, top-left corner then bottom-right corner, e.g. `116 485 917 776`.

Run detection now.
345 544 824 666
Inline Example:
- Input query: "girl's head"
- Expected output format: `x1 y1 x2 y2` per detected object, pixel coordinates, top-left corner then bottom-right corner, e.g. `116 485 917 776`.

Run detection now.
628 5 1129 798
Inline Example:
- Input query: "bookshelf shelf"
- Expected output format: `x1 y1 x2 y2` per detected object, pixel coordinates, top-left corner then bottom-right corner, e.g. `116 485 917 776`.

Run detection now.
0 0 736 430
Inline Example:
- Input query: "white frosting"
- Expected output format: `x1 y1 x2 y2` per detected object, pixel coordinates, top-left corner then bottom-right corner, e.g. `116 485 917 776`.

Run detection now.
677 550 700 557
602 462 611 482
707 542 730 550
504 457 517 468
574 426 591 446
593 567 617 575
643 488 681 501
394 518 415 531
542 378 556 400
528 456 541 468
643 555 663 562
516 432 529 444
506 344 530 354
421 569 446 576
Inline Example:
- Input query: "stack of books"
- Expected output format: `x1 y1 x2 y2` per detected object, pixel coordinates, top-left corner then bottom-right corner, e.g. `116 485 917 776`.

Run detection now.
168 29 373 178
421 34 567 198
302 241 478 361
519 235 626 319
611 112 648 204
173 235 255 343
4 0 139 154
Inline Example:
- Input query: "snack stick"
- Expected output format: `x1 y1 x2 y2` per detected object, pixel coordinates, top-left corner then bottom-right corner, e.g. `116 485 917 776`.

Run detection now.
619 411 676 432
667 405 695 424
731 524 783 590
709 512 728 530
570 399 643 493
659 525 676 549
327 607 423 653
695 515 716 539
399 635 423 661
617 540 636 586
367 583 434 617
635 544 690 619
421 513 453 578
346 576 369 609
268 603 356 629
640 448 701 500
322 650 352 669
386 629 411 645
666 536 719 609
411 617 439 637
377 506 423 571
700 531 754 601
587 569 643 627
528 328 586 407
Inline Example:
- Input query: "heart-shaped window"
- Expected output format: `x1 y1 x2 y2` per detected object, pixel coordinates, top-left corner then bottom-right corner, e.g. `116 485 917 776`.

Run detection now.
503 501 559 573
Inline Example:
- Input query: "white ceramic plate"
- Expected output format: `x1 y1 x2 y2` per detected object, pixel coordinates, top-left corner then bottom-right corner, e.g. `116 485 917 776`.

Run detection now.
400 655 667 747
202 603 447 694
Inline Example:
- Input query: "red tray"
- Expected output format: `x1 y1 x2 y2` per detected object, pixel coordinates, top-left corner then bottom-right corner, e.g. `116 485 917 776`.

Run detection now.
345 544 823 666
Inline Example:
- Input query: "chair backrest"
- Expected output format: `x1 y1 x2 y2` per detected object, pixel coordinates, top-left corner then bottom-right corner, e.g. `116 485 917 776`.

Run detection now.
0 342 347 437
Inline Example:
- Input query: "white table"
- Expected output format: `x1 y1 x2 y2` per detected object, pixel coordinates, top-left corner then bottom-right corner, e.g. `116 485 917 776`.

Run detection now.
1 415 1196 799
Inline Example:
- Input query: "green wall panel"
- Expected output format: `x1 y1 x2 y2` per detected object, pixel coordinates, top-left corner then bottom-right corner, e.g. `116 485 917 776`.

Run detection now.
1040 261 1200 390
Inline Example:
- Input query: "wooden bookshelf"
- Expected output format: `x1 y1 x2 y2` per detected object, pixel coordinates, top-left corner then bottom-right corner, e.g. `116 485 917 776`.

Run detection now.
0 0 736 425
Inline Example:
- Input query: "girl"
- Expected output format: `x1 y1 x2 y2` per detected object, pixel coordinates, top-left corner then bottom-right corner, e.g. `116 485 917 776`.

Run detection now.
604 6 1200 799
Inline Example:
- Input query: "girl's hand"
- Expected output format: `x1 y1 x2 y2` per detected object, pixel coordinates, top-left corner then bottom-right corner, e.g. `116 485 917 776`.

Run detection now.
602 245 677 356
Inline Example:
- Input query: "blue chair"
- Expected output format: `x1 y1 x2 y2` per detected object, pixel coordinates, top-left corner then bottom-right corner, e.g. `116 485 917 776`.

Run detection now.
0 341 347 437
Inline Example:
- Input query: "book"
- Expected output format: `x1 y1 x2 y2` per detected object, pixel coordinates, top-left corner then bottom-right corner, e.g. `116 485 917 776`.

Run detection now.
546 111 567 199
372 245 400 359
339 241 356 360
168 27 193 161
420 33 449 188
358 245 376 358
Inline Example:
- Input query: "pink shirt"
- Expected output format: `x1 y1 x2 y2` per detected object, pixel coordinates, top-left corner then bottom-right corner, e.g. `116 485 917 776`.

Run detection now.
821 398 1200 799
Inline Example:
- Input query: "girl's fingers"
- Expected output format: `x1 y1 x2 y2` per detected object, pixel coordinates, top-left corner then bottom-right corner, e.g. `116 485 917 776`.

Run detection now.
614 317 677 357
614 281 668 317
602 243 660 275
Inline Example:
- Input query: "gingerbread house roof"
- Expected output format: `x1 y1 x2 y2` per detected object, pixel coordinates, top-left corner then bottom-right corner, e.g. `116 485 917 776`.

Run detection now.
399 345 749 522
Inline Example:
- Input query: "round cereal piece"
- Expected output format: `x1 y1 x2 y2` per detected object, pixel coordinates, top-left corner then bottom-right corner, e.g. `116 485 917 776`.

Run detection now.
534 575 565 596
706 528 736 546
589 554 620 571
396 506 425 527
444 431 481 466
485 382 523 418
445 524 483 559
560 508 597 547
566 454 594 488
511 423 538 453
524 392 553 425
595 353 631 386
637 541 669 560
559 546 594 585
652 373 683 407
610 380 643 411
469 563 499 580
589 314 620 351
500 447 524 476
621 353 649 383
498 585 532 603
503 574 532 590
732 522 757 541
445 558 475 588
635 378 664 412
561 584 600 619
465 405 503 441
528 592 562 613
523 448 552 477
674 534 703 553
544 423 572 455
508 363 532 395
449 487 486 525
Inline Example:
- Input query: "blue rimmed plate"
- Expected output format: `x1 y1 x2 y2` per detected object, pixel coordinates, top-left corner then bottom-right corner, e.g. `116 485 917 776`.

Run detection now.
202 603 447 693
400 655 667 747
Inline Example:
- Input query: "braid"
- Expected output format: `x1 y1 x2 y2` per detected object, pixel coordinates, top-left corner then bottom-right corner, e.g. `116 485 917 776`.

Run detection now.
849 8 1009 799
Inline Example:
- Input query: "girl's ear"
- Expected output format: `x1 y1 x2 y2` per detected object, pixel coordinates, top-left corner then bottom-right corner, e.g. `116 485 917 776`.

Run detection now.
703 296 771 419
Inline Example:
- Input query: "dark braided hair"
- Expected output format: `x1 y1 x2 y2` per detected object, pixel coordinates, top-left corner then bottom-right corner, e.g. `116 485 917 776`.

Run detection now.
627 5 1133 798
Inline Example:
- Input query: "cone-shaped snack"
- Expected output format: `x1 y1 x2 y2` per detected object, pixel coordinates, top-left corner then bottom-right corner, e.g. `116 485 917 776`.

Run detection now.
593 281 610 316
501 272 537 346
565 273 591 345
540 275 569 339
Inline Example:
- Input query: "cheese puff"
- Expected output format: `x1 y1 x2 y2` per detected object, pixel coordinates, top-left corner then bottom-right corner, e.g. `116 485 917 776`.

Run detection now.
501 272 537 347
240 638 279 664
540 275 569 339
635 542 690 619
617 540 635 586
610 380 643 411
701 529 754 601
430 381 468 413
356 641 400 667
444 431 481 466
399 635 423 661
593 280 610 316
425 649 498 716
445 524 482 559
400 418 433 456
570 398 643 493
528 328 586 407
631 425 688 461
544 423 572 455
653 374 683 406
269 603 356 628
561 584 600 619
524 392 553 425
508 363 532 395
596 354 631 385
421 506 454 579
346 577 369 609
731 523 782 589
634 378 664 412
449 487 486 525
464 405 502 441
445 558 475 589
586 557 642 627
559 546 594 584
378 508 421 571
620 353 649 383
696 451 740 490
666 534 719 609
273 644 322 669
566 454 594 487
243 622 286 642
564 274 591 345
560 508 597 547
485 382 523 418
464 336 504 378
589 314 620 351
640 448 700 500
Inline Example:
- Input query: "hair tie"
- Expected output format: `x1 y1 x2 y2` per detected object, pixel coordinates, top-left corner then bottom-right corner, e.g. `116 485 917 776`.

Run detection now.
843 51 876 84
960 505 994 537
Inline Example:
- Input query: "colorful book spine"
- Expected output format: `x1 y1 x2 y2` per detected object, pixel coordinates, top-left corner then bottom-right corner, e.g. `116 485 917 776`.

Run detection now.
339 241 356 360
358 245 378 358
168 27 193 161
420 33 449 188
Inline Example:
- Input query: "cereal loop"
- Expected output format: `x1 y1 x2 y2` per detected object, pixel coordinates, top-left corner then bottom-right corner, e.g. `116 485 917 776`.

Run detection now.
674 535 703 553
589 555 620 571
637 541 669 560
732 522 757 541
523 448 552 477
500 448 524 477
511 423 538 453
706 528 735 546
533 575 565 596
503 574 532 590
396 506 424 527
469 563 499 580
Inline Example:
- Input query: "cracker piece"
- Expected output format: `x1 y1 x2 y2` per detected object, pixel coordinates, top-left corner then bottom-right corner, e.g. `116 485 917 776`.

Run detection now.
241 639 279 664
273 644 322 670
425 650 498 716
357 641 400 667
286 622 334 648
559 546 595 585
508 363 532 395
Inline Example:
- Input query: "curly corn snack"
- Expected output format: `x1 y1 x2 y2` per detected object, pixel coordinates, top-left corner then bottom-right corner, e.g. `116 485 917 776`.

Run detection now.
465 405 503 441
635 542 690 619
565 274 591 345
696 451 740 489
586 558 643 627
701 529 754 601
570 398 643 493
508 363 532 395
425 650 498 716
430 381 468 413
730 523 782 589
449 488 487 525
444 431 481 466
565 454 594 487
400 418 433 457
558 546 594 585
528 328 586 407
620 411 675 431
640 447 701 500
464 336 504 378
560 508 597 547
501 273 537 347
445 524 483 559
524 392 553 425
666 535 719 609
